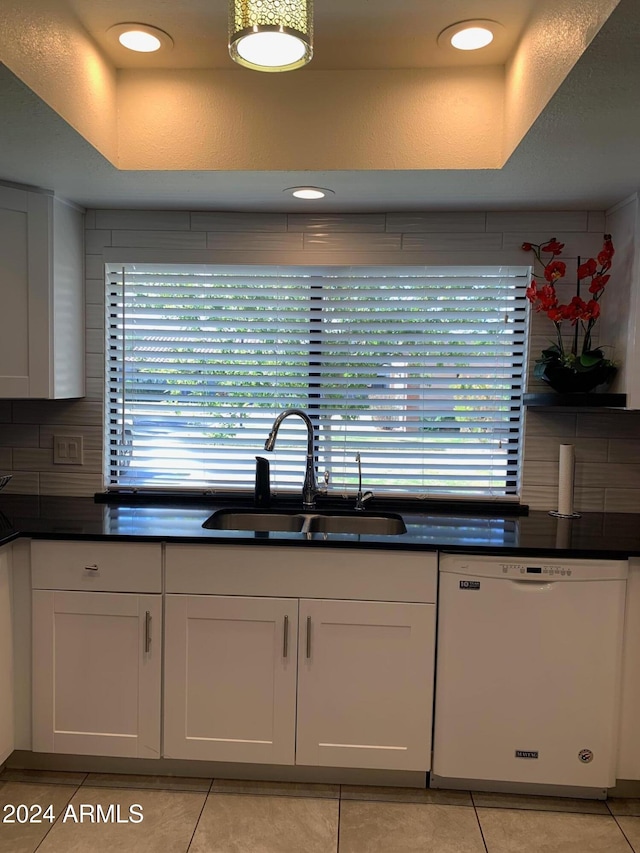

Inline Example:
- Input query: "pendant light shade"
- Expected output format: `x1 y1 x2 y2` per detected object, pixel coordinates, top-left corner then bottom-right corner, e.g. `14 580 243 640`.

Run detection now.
229 0 313 72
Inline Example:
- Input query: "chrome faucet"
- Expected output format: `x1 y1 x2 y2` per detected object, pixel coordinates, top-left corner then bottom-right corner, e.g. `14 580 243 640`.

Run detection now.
264 409 321 509
354 452 374 511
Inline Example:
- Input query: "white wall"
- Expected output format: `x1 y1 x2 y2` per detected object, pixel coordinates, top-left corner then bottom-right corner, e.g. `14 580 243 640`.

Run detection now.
1 207 639 512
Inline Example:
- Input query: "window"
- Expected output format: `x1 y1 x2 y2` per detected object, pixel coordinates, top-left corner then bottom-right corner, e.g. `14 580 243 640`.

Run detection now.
106 263 527 499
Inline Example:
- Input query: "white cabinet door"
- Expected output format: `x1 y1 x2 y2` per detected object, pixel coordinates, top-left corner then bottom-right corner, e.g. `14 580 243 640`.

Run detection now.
32 591 161 757
618 558 640 779
296 599 436 772
0 548 13 764
164 595 298 765
0 186 84 399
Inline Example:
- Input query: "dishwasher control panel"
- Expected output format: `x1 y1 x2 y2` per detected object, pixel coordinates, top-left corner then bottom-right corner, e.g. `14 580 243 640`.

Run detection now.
500 562 572 577
439 554 628 582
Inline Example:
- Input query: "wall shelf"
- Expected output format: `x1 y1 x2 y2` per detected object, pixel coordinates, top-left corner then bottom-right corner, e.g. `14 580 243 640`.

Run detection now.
523 392 627 408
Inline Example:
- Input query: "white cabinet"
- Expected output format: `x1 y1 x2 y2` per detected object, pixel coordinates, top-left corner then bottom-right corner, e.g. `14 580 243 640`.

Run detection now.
31 541 162 758
0 184 84 399
164 595 298 765
296 598 435 772
617 557 640 779
0 546 13 765
164 545 438 772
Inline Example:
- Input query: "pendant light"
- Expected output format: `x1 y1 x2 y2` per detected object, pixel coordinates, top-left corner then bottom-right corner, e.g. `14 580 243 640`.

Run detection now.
229 0 313 72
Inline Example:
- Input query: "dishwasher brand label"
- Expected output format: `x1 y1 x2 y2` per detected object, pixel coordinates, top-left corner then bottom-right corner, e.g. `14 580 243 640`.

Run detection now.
515 750 539 759
459 580 481 590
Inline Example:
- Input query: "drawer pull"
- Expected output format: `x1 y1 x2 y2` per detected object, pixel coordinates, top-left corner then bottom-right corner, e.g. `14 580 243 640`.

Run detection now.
144 611 152 653
84 564 99 572
283 615 289 658
306 616 312 659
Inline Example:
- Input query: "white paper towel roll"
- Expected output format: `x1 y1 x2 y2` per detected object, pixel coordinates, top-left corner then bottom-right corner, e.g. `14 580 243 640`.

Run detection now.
558 444 575 516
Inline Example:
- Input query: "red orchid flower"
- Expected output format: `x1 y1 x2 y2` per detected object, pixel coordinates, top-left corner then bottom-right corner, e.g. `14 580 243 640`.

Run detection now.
578 257 597 280
589 274 610 294
540 239 565 255
544 260 566 282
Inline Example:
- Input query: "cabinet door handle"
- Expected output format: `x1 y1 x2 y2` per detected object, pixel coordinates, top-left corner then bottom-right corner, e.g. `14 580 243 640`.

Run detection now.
283 615 289 658
306 616 311 659
144 611 152 654
84 564 99 571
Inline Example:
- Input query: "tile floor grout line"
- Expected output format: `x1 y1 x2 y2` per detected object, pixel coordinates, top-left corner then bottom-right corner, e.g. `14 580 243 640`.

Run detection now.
611 813 639 853
471 792 491 853
336 794 342 853
185 776 214 853
31 781 83 853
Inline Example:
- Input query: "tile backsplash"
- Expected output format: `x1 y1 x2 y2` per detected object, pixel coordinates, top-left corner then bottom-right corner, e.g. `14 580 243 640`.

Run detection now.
1 207 638 512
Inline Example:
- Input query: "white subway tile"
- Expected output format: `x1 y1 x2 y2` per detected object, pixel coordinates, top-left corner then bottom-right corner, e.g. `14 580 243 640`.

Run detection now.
304 232 401 251
39 473 103 496
524 436 606 463
587 211 606 232
575 462 640 489
524 411 577 436
577 411 640 438
402 232 502 251
13 447 102 473
604 489 640 512
85 278 105 307
387 212 486 233
86 303 104 330
504 232 605 258
520 483 557 510
192 212 286 232
573 488 605 511
2 472 39 494
608 439 640 464
85 230 112 253
86 255 105 279
487 212 588 232
111 230 206 249
0 424 39 447
84 378 105 401
288 214 385 232
84 210 96 229
85 353 104 379
206 232 303 251
86 328 104 355
95 210 191 230
12 401 103 426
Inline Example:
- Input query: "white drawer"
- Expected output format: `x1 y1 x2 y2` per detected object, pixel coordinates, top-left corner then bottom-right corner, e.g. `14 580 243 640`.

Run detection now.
31 540 162 593
166 544 437 603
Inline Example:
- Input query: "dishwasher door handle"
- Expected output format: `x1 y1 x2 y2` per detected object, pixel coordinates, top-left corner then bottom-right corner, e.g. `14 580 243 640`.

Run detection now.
509 580 554 591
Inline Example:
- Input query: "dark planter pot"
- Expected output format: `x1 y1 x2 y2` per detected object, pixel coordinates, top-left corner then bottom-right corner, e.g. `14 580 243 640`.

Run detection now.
539 362 617 394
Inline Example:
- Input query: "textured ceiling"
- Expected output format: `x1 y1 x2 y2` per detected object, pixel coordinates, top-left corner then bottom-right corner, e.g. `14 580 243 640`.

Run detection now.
68 0 534 70
0 0 638 211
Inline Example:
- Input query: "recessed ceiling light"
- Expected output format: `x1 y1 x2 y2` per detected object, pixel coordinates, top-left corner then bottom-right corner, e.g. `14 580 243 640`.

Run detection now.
437 20 503 52
107 23 173 53
286 187 335 200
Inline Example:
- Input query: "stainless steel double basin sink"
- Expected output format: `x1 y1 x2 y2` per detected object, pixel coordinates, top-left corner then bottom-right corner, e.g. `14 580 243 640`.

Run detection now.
203 508 407 536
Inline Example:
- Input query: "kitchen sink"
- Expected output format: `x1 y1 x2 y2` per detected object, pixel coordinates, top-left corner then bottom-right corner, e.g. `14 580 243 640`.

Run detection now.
203 510 305 532
203 508 407 535
307 514 406 535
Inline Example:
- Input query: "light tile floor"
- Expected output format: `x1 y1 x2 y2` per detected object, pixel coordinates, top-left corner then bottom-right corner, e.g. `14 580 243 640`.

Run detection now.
1 770 639 852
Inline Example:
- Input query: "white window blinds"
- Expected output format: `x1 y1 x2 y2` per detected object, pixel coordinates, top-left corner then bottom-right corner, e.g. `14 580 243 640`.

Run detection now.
106 263 527 499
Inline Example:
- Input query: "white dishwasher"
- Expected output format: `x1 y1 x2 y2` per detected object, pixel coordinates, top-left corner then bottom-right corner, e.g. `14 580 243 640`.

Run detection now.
431 553 628 793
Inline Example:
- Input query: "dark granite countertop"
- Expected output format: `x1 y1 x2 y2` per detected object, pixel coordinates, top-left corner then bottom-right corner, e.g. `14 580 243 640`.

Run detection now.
0 494 638 558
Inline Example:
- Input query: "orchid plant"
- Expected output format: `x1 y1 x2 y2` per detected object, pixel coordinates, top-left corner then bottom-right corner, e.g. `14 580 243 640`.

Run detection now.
522 235 615 374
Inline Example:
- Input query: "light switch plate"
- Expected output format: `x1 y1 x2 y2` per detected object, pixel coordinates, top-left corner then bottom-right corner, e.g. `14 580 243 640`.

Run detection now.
53 435 84 465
